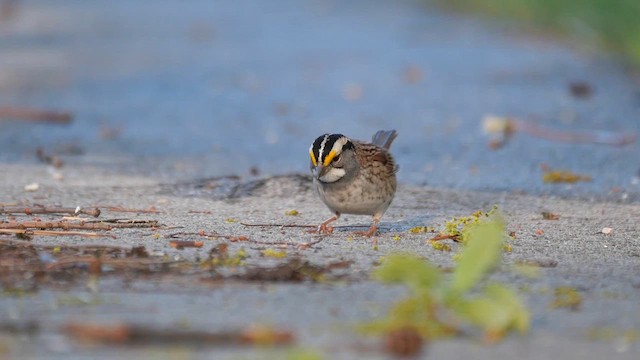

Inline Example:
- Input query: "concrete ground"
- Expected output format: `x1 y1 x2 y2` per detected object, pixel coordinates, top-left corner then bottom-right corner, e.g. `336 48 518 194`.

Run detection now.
1 0 639 359
1 165 639 359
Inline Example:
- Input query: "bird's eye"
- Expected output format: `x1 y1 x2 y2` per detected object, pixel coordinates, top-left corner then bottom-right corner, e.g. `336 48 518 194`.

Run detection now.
333 154 341 163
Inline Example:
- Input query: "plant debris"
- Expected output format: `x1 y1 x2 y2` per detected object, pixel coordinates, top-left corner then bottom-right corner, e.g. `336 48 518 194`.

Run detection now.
239 258 345 282
0 106 73 124
99 206 162 214
430 205 500 243
0 205 101 217
169 240 204 249
550 286 582 311
516 258 558 268
63 322 294 346
262 249 287 258
429 240 451 252
366 216 529 344
541 211 560 220
0 242 170 292
409 226 436 234
542 169 592 184
600 227 613 235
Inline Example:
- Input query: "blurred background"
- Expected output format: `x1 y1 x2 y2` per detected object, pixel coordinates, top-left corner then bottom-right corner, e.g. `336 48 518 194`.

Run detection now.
1 0 639 199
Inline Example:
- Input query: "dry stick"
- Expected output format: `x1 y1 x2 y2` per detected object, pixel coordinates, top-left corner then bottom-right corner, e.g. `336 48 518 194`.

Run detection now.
0 221 112 231
240 222 316 228
0 205 101 217
0 220 161 231
0 229 116 239
0 106 73 124
81 219 162 228
63 322 294 346
430 233 460 242
98 206 162 214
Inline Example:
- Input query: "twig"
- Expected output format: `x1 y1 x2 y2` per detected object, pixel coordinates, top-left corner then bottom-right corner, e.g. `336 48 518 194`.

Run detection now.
0 219 160 231
166 231 247 242
0 221 112 230
0 229 115 239
240 222 320 228
430 233 460 242
98 206 162 214
63 322 294 346
0 106 73 124
0 205 100 217
86 219 161 228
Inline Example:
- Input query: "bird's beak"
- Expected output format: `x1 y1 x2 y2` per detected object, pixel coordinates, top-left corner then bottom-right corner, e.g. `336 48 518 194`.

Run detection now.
316 164 330 179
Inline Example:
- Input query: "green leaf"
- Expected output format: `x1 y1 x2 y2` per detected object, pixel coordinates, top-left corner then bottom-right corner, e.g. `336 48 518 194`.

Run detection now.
449 216 505 294
374 254 441 292
453 283 529 338
483 283 530 334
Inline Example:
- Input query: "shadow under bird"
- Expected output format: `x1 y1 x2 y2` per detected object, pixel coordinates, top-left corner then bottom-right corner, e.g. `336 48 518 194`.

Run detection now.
309 130 398 237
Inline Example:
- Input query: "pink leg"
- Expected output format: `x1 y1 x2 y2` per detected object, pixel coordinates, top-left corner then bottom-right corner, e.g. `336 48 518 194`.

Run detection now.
310 214 339 235
353 217 380 237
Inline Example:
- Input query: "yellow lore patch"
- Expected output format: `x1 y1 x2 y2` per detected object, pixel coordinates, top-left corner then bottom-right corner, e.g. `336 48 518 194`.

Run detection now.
323 150 337 166
309 150 317 166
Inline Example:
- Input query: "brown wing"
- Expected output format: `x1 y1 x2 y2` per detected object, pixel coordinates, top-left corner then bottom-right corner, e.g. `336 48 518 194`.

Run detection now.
354 141 398 175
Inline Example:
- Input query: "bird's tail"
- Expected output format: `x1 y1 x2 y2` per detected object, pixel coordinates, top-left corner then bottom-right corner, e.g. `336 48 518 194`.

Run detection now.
371 130 398 150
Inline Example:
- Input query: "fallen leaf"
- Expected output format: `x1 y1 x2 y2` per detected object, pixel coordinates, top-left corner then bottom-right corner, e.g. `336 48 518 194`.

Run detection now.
542 170 592 183
169 240 204 249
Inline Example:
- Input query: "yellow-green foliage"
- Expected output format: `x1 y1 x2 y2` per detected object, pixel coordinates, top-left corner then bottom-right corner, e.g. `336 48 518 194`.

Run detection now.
430 240 451 252
434 0 640 67
204 248 248 267
262 249 287 258
442 205 498 242
550 286 582 310
367 215 530 342
410 226 436 234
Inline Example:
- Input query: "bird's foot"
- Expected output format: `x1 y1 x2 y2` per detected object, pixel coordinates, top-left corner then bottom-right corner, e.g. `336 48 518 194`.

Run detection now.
352 225 378 238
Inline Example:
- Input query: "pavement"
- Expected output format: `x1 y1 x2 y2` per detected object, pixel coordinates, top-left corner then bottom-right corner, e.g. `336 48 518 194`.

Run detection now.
0 0 639 359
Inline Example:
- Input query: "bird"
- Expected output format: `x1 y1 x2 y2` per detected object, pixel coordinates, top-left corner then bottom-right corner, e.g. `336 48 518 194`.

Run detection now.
308 130 398 237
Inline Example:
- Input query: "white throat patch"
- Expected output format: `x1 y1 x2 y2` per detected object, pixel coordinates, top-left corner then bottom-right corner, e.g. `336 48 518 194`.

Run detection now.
319 167 346 183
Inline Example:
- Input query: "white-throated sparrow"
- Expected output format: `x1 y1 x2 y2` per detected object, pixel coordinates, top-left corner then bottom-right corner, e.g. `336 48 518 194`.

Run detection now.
309 130 398 237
